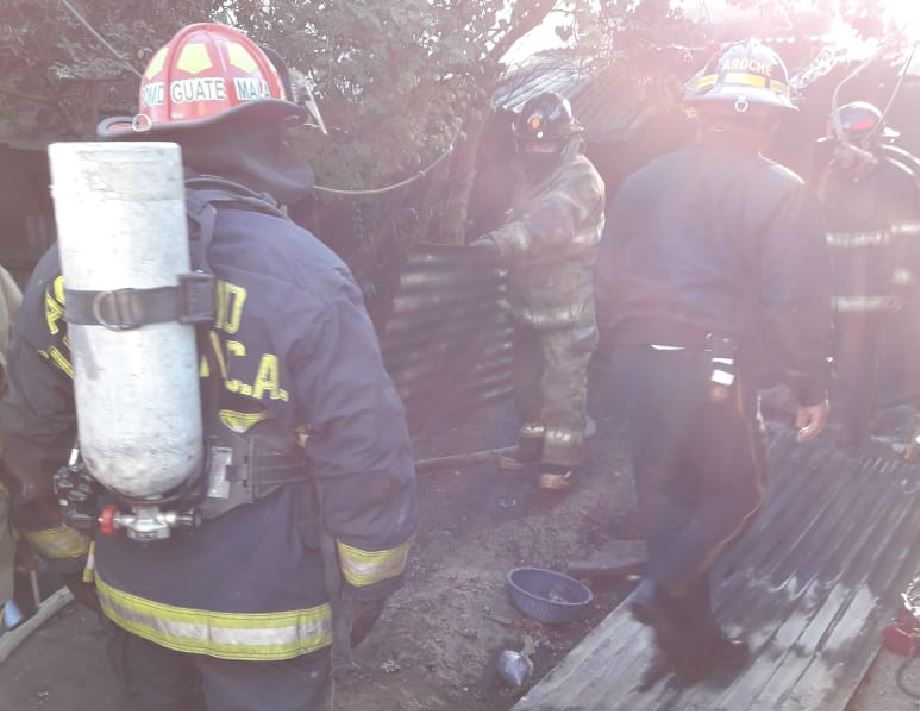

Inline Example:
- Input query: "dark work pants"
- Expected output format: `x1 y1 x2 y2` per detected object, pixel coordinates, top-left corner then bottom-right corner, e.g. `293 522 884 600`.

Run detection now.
877 303 920 411
103 620 331 711
613 346 766 629
834 313 882 446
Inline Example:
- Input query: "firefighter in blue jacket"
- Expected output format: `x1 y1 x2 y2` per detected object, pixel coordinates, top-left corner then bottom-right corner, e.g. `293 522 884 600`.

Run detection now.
0 24 417 711
597 41 831 685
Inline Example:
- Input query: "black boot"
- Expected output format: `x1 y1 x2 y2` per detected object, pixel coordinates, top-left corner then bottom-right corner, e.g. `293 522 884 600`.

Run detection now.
712 630 750 671
628 580 700 690
626 579 690 665
673 627 750 686
637 648 673 692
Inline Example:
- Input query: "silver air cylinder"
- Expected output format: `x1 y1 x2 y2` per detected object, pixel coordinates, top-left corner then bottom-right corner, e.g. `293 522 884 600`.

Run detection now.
49 142 203 501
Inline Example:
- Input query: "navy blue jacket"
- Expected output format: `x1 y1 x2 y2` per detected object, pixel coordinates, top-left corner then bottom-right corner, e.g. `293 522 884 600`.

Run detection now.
0 184 417 659
597 142 832 407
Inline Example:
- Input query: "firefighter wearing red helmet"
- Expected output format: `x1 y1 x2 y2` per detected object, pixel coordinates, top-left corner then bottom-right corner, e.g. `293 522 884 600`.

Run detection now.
0 23 416 710
596 40 832 684
472 92 605 492
814 101 920 448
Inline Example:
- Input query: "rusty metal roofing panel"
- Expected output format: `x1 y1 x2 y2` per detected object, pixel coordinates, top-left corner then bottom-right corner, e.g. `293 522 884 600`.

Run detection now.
498 53 595 112
378 244 513 436
497 51 689 143
514 424 920 711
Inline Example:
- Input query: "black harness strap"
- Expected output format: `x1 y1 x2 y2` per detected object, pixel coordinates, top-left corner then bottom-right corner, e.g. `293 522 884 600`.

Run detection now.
64 275 214 330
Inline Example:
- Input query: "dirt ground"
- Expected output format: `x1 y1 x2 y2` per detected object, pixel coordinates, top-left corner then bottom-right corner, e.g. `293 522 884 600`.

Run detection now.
0 357 639 711
0 446 634 711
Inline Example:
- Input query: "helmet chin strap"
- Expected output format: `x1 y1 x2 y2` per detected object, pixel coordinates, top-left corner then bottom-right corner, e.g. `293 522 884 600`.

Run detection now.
517 139 572 176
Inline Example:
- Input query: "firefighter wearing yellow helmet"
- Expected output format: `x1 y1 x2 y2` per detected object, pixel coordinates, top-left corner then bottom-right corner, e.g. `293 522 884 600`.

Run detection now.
596 40 832 685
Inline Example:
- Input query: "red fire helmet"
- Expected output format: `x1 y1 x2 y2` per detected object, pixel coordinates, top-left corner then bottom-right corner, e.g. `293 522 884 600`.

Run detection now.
98 23 319 137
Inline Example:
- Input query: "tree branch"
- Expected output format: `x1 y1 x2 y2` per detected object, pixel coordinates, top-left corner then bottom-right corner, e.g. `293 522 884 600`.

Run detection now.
489 0 558 64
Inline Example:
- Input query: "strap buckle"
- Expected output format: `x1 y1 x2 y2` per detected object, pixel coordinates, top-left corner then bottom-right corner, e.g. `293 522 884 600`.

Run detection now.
92 289 142 331
177 272 215 325
86 274 215 331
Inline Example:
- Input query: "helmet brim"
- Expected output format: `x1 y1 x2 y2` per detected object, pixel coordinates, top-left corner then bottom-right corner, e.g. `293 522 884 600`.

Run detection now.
97 100 312 140
685 88 798 112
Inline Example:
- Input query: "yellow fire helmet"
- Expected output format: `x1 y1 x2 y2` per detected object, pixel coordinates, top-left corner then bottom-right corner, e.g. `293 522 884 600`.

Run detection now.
686 39 797 113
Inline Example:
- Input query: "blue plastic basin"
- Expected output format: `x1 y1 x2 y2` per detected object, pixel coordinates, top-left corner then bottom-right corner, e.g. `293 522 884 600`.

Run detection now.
506 567 594 625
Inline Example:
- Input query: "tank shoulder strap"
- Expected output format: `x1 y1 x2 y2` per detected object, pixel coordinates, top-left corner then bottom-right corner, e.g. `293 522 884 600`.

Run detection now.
184 176 287 275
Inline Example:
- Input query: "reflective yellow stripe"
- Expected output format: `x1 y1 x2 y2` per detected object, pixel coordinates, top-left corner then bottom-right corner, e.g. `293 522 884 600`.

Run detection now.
696 74 718 91
95 575 332 660
724 72 767 89
337 538 412 588
770 79 790 98
23 526 89 559
698 73 789 99
48 346 74 379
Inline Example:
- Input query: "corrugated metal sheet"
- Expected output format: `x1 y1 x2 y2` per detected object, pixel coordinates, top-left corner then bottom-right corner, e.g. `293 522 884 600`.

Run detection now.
515 423 920 711
498 38 894 144
498 54 595 112
377 244 513 436
496 54 662 143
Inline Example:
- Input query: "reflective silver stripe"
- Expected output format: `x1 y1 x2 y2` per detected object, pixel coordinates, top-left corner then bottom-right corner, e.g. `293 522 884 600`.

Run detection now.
826 231 890 247
510 229 532 253
833 295 901 312
893 223 920 236
544 427 584 447
96 575 332 660
519 423 545 438
509 303 592 328
571 229 602 247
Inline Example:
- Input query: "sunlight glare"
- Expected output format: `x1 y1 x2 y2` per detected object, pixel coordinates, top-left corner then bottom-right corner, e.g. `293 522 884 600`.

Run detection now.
880 0 920 28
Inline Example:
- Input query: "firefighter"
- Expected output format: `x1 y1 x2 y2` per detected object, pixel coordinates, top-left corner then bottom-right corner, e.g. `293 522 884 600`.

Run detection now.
0 23 416 711
815 101 920 447
595 40 831 684
472 92 605 491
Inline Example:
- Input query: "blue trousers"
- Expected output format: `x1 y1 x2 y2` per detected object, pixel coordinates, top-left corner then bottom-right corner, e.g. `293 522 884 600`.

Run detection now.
613 345 765 626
